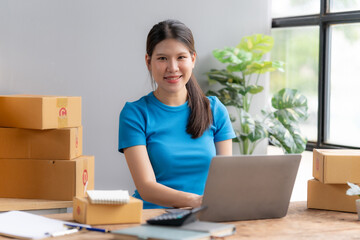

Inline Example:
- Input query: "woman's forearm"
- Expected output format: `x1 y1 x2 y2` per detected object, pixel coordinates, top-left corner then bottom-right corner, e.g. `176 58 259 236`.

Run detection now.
124 145 202 208
137 181 202 208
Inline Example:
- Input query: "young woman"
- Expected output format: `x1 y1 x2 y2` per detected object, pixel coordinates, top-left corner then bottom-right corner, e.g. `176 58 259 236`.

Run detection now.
118 19 235 209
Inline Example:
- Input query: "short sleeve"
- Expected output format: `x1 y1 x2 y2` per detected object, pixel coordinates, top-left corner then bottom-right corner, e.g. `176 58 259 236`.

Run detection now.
118 102 147 153
210 96 236 142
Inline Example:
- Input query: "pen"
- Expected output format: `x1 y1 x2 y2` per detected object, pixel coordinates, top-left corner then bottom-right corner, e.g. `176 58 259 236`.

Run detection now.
64 223 109 233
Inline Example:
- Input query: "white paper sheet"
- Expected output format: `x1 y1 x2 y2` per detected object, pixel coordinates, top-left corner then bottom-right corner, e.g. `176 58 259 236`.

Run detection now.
0 211 90 239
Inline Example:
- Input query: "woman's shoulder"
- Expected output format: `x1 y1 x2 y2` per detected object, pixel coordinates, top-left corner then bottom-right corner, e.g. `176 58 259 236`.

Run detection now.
206 95 229 118
206 95 223 108
121 93 153 114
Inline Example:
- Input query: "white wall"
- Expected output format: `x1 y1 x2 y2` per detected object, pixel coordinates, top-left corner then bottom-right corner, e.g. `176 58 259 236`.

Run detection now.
0 0 271 193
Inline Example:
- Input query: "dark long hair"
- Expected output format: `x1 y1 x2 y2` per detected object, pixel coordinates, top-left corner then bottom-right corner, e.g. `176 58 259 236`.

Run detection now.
146 19 212 139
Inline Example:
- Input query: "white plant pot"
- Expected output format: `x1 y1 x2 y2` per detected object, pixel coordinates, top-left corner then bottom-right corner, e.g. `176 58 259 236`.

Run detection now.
356 199 360 220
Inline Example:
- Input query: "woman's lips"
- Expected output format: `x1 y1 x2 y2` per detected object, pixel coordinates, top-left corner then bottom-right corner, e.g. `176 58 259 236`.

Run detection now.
164 75 182 83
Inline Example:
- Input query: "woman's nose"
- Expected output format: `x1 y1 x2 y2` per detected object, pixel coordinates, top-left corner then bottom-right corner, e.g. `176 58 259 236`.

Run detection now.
167 59 179 72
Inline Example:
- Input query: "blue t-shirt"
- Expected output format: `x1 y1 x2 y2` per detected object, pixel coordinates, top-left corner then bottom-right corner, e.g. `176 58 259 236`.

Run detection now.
118 92 235 209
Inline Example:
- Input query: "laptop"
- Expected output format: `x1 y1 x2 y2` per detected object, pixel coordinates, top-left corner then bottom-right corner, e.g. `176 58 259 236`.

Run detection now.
198 154 301 222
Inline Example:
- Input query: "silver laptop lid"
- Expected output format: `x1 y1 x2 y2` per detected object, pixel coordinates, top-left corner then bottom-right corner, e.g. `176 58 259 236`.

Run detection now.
198 154 301 222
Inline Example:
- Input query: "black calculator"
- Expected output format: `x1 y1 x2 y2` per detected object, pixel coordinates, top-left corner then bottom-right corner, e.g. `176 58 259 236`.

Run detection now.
146 206 207 226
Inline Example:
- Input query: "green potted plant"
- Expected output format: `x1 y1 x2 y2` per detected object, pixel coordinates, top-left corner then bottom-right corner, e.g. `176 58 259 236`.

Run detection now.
206 34 308 154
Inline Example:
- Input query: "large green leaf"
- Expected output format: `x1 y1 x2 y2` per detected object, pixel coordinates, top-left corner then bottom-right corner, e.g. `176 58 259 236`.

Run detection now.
245 61 284 75
265 116 307 154
248 120 268 142
206 88 242 109
213 47 252 65
206 69 244 86
213 47 243 64
237 85 264 96
212 47 252 73
235 110 267 142
272 88 308 125
226 62 249 73
272 61 285 72
247 85 264 94
236 34 274 60
239 109 255 138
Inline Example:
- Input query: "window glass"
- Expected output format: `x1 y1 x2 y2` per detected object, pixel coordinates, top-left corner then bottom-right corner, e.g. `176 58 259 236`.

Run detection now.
330 0 360 13
270 26 319 142
272 0 320 18
327 23 360 147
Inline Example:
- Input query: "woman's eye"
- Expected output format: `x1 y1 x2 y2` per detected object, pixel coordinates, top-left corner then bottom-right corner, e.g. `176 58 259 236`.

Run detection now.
158 57 166 60
178 56 186 60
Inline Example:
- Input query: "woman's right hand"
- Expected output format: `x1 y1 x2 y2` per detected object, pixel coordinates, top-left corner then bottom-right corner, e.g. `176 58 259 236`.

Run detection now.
184 193 203 208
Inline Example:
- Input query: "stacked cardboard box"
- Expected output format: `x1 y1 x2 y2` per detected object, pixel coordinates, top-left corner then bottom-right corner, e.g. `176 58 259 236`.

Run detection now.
307 149 360 212
0 95 94 201
73 196 142 224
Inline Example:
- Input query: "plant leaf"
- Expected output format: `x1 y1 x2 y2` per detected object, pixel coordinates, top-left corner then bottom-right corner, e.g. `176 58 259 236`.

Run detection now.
206 88 242 109
227 62 248 73
237 85 264 96
206 69 244 86
245 61 281 75
247 85 264 94
248 120 268 142
265 116 307 154
272 88 309 125
235 110 267 143
213 47 243 64
236 34 274 60
272 61 285 72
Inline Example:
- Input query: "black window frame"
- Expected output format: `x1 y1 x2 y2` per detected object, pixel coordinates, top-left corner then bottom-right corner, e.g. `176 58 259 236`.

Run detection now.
272 0 360 150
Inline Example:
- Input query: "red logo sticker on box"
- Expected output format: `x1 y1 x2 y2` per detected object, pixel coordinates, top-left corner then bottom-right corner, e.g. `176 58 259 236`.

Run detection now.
83 169 88 186
77 206 81 215
59 107 67 118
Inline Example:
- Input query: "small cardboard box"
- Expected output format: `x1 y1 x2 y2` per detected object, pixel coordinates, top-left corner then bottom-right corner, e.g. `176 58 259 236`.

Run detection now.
0 95 81 129
0 155 94 200
0 126 82 159
73 197 142 225
313 149 360 184
307 179 358 213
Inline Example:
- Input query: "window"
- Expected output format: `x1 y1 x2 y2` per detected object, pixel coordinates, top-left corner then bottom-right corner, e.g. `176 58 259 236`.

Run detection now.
327 23 360 147
271 0 360 149
330 0 360 13
272 0 320 18
270 26 319 142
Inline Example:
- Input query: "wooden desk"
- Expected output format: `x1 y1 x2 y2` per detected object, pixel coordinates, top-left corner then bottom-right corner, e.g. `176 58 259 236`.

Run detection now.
1 201 360 239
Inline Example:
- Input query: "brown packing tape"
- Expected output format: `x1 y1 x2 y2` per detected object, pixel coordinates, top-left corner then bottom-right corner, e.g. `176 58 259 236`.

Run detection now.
57 98 68 128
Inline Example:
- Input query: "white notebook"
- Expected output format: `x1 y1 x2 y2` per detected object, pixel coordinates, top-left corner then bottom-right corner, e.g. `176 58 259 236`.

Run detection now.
87 190 130 204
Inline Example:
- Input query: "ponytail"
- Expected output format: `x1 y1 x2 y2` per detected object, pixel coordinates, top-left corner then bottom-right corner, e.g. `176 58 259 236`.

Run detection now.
186 74 212 138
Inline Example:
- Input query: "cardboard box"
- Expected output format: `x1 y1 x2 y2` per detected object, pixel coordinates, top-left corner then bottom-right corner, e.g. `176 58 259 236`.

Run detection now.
0 155 94 200
0 95 81 129
73 197 142 225
307 179 358 213
313 149 360 184
0 126 82 159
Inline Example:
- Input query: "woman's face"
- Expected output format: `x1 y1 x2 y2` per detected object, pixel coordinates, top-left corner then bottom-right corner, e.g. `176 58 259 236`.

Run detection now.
146 38 196 97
